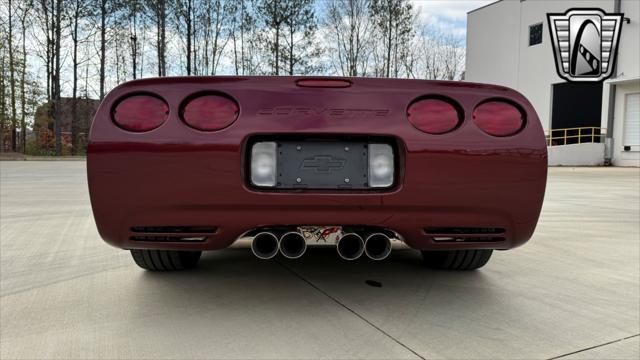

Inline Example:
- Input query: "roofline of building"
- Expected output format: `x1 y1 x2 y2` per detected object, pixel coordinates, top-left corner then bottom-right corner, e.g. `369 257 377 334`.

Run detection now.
605 76 640 85
467 0 503 15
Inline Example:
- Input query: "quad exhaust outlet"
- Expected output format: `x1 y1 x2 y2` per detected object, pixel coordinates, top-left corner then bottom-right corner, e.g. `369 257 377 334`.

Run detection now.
251 232 279 260
279 231 307 259
336 233 365 260
250 228 395 260
364 233 392 260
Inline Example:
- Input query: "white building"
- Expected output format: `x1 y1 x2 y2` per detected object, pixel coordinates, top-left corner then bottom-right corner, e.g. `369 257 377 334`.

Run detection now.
466 0 639 166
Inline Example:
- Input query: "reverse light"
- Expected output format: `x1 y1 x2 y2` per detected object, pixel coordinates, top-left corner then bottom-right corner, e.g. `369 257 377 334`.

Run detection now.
251 142 277 187
182 94 239 131
368 144 394 188
472 100 524 136
112 94 168 132
407 98 462 134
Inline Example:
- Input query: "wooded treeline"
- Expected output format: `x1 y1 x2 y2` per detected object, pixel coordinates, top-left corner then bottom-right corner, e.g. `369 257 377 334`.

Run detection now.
0 0 465 155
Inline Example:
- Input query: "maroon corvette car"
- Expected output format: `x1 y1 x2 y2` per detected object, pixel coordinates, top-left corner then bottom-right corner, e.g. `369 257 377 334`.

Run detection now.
87 76 547 271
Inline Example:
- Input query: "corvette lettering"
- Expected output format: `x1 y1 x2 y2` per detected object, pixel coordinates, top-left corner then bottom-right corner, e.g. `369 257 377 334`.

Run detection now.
257 107 389 117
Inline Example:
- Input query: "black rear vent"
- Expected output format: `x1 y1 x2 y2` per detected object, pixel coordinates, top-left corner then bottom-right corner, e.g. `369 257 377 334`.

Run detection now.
131 226 217 234
130 235 207 242
424 227 505 235
432 236 505 243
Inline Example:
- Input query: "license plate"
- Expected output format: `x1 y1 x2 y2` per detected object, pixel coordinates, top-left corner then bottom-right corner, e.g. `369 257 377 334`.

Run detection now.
298 226 343 245
277 141 368 189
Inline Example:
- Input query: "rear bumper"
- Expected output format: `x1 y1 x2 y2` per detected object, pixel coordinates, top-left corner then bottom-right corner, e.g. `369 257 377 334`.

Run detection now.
87 76 547 251
88 140 546 251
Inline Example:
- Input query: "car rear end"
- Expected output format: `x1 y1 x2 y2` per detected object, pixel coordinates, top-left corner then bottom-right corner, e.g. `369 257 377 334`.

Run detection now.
87 76 547 270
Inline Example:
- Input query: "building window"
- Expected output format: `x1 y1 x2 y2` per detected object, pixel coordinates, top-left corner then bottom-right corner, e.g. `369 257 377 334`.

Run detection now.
529 23 543 46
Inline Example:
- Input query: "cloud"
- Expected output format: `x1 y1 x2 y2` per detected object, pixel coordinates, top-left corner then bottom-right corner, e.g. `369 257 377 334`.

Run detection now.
412 0 494 39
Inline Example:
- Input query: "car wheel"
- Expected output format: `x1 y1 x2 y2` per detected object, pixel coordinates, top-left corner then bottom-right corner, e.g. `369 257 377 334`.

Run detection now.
421 249 492 270
130 249 202 271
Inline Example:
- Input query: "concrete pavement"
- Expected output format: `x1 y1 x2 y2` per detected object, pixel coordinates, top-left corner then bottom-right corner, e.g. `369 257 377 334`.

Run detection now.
1 162 638 359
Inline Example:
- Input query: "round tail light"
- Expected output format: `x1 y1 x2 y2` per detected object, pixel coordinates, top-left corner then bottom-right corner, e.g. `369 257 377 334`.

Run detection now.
472 100 524 136
181 94 239 131
112 94 169 132
407 98 462 134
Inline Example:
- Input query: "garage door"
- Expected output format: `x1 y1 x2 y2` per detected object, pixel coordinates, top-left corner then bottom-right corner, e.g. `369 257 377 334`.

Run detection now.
624 93 640 147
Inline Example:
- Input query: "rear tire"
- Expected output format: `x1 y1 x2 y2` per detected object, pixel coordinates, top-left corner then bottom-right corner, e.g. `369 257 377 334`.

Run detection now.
421 249 492 270
130 249 202 271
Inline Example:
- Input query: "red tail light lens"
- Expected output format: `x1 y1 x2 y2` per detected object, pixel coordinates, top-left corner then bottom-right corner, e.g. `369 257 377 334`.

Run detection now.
407 98 462 134
473 100 524 136
182 94 239 131
112 94 168 132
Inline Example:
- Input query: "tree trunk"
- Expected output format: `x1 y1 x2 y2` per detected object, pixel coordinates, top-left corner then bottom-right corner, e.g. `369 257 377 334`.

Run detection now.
349 0 356 76
288 27 294 75
160 0 166 76
131 8 138 80
50 0 55 97
274 25 280 75
0 39 6 153
99 0 106 99
83 57 89 98
211 3 222 75
156 1 163 76
41 0 52 102
8 0 17 152
132 32 138 79
20 6 28 153
240 0 245 75
71 0 79 155
186 0 192 75
385 13 392 78
53 0 62 155
393 23 398 78
140 17 146 78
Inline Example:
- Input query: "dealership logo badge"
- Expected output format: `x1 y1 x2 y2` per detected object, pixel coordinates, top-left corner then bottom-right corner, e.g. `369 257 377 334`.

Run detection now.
548 8 623 82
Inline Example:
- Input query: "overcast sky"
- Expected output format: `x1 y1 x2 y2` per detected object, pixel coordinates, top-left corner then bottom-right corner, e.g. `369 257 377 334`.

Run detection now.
412 0 495 38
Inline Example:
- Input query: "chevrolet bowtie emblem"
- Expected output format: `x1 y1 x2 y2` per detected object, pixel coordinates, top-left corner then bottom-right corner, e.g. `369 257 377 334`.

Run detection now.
548 8 624 82
301 156 346 173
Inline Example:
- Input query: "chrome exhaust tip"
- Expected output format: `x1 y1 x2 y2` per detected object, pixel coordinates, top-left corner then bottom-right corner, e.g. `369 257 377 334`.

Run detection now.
336 233 365 260
279 232 307 259
251 232 279 260
364 233 392 260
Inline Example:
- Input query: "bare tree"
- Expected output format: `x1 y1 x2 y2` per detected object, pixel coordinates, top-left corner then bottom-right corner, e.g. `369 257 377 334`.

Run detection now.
282 0 320 75
0 10 7 152
98 0 108 99
69 0 92 154
173 0 195 75
18 0 33 153
125 0 141 79
8 0 17 151
144 0 167 76
228 0 253 75
415 26 465 81
257 0 289 75
325 0 372 76
52 0 62 155
233 0 261 75
369 0 413 78
198 0 231 75
33 0 53 101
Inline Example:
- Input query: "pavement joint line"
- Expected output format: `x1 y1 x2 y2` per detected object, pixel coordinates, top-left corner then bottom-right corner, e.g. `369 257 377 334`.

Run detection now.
547 333 640 359
275 259 426 360
0 263 130 298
